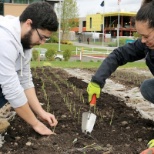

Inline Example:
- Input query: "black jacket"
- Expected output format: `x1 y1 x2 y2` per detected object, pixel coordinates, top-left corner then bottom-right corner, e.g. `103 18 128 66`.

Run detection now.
92 39 154 88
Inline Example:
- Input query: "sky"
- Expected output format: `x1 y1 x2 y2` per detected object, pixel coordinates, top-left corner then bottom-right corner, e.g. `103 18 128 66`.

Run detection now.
76 0 143 17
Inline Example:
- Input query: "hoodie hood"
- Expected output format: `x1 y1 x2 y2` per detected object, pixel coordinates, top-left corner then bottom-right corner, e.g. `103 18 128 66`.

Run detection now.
0 15 24 57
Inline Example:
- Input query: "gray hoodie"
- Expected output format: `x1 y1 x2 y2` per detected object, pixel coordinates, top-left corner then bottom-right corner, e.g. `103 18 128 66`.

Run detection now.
0 15 34 108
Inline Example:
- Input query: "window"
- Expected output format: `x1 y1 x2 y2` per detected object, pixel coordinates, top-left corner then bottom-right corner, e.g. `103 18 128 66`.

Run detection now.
29 0 42 3
3 0 12 2
0 2 3 15
1 0 43 4
90 17 92 29
14 0 28 4
83 21 86 27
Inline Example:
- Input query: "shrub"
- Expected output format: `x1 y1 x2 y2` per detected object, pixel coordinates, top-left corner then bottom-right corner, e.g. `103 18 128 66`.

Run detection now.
61 40 73 45
45 49 56 61
67 41 73 45
76 60 81 62
133 32 141 40
63 49 72 61
108 42 116 47
51 35 58 43
119 38 127 46
61 40 68 44
108 38 133 47
32 49 39 61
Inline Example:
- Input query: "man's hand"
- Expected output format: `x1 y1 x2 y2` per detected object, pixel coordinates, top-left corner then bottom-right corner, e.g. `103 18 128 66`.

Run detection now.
87 82 101 102
140 148 154 154
33 111 58 135
32 120 55 135
15 103 58 135
38 111 58 127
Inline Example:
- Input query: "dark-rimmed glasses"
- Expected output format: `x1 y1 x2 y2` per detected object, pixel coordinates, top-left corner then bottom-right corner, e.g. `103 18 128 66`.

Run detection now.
36 29 50 42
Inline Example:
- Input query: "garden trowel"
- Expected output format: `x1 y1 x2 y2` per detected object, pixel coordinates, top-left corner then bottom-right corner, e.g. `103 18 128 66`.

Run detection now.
81 94 97 134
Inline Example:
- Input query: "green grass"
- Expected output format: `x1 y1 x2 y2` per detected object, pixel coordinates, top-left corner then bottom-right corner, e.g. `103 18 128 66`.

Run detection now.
31 61 102 68
36 43 107 53
120 61 147 69
31 60 147 69
39 43 76 52
32 43 148 70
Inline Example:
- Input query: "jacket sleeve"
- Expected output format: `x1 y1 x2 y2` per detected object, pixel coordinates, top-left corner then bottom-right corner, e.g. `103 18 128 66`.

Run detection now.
91 39 146 88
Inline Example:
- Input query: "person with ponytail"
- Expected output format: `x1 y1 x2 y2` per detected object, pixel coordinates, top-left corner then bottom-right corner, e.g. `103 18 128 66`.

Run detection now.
86 0 154 153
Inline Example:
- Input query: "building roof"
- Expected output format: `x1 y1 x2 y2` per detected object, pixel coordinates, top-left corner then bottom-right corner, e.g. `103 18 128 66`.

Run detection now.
71 27 86 32
104 11 136 17
87 11 136 17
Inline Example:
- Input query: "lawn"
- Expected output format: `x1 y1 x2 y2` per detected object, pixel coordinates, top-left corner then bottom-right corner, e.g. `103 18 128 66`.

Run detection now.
37 43 107 54
32 43 147 70
31 60 147 69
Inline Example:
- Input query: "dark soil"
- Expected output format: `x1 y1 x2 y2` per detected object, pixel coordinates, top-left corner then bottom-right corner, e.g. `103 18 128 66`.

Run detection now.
1 66 154 154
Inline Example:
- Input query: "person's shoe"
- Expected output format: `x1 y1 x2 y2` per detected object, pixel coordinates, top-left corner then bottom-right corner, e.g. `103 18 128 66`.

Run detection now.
0 118 10 133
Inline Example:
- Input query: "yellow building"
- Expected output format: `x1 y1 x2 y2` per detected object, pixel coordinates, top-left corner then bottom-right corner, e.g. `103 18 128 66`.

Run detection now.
86 11 136 37
86 13 102 32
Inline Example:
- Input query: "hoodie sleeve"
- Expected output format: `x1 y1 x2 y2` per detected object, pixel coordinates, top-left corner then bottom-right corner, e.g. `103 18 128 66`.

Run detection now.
18 49 34 90
91 39 146 88
0 39 27 108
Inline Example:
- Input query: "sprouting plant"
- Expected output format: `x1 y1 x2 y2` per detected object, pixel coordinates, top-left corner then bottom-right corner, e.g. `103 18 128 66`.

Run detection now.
46 98 50 112
77 107 81 124
73 102 77 118
41 67 44 74
99 112 103 123
73 102 76 112
81 95 85 103
110 109 114 125
69 102 72 113
74 110 77 118
95 107 99 115
82 143 96 151
41 81 45 90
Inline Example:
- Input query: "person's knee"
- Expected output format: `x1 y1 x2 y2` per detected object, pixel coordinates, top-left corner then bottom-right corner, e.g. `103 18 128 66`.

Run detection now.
140 79 149 96
140 79 154 103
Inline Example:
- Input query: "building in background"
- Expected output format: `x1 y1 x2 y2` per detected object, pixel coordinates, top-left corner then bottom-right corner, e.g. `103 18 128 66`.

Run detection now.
0 0 59 16
0 1 137 42
79 11 136 43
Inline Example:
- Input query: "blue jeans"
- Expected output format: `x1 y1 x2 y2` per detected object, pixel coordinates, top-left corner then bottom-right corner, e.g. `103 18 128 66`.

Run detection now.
0 87 8 108
140 78 154 103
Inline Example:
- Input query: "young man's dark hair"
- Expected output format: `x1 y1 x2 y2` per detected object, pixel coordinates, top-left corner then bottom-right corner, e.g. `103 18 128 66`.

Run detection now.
20 2 58 31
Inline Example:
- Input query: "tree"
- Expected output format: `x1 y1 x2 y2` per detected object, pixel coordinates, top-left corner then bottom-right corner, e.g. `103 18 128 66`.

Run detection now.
57 0 79 41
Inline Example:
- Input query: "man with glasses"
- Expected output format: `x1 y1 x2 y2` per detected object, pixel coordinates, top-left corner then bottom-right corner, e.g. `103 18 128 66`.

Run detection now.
35 28 51 42
0 2 58 135
87 0 154 152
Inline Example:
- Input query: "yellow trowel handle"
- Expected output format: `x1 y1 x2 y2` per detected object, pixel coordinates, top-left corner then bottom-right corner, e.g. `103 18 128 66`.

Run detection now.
90 94 96 107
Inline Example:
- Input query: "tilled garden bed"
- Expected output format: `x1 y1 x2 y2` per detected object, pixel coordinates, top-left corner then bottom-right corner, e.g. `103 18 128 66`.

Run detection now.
1 66 154 154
